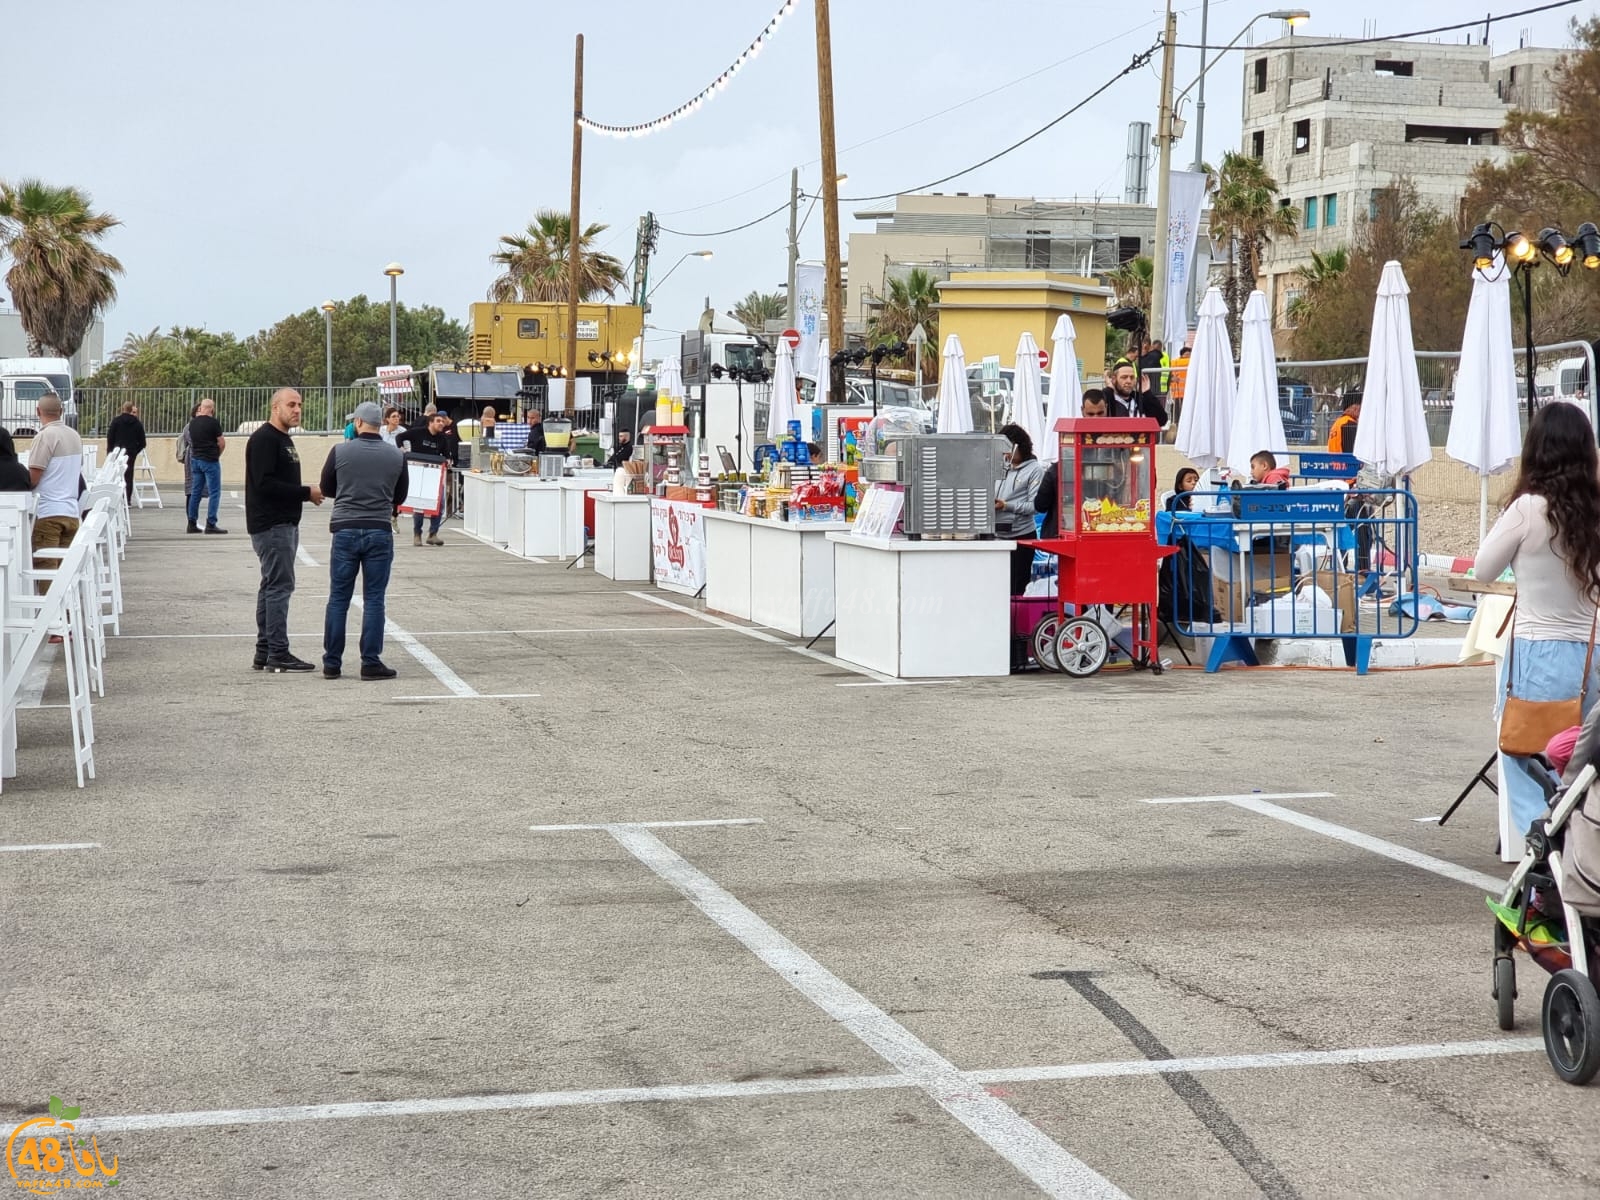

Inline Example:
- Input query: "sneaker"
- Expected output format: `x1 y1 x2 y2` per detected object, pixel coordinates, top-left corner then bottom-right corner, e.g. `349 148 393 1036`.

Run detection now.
264 654 315 673
413 532 422 547
360 663 398 681
252 654 267 671
323 665 341 679
187 522 201 534
426 534 445 546
204 525 228 535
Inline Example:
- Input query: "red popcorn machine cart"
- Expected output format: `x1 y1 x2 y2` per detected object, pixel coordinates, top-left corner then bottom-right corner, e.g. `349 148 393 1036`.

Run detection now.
1025 417 1176 676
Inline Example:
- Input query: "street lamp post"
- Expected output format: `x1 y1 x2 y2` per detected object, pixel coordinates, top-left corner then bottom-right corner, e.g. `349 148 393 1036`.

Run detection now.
645 250 712 307
384 263 404 366
1151 7 1310 344
321 301 336 432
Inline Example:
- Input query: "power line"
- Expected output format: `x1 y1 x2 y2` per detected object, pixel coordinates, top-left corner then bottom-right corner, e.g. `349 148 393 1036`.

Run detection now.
1173 0 1581 50
658 202 792 240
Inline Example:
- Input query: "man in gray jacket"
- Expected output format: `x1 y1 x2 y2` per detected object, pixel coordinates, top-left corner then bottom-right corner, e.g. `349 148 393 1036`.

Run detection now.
319 401 409 680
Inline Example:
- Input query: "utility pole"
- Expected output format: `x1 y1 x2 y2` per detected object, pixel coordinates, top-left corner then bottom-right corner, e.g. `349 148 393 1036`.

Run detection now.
1191 0 1209 173
786 168 800 330
1148 4 1178 352
813 0 845 398
565 33 584 410
633 212 658 311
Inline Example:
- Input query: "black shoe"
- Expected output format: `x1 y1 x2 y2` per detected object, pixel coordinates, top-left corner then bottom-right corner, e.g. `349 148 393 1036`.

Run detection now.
187 522 201 534
264 655 315 673
360 663 398 681
323 665 341 679
252 654 267 671
204 525 228 535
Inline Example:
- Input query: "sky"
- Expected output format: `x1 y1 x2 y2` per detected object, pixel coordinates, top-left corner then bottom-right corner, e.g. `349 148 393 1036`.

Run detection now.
4 0 1593 367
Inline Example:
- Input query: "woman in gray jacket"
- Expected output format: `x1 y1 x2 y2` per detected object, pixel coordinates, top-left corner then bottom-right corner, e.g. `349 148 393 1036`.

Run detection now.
996 423 1046 596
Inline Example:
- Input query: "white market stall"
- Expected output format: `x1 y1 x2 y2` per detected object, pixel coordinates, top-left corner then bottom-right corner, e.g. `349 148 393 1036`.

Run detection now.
594 494 652 580
559 473 616 562
826 531 1014 677
502 479 563 558
461 472 511 546
703 510 847 638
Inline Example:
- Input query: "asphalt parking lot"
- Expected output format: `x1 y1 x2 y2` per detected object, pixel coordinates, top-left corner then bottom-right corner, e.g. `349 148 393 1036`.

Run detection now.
3 493 1598 1198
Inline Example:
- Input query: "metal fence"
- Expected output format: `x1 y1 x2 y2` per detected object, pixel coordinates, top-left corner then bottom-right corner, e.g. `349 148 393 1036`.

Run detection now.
77 386 377 437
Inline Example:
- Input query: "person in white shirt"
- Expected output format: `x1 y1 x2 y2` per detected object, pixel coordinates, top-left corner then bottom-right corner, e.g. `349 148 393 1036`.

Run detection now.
27 392 84 583
1474 402 1600 858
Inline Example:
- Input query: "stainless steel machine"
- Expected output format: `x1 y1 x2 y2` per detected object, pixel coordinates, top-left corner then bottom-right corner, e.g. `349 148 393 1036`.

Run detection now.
861 432 1006 539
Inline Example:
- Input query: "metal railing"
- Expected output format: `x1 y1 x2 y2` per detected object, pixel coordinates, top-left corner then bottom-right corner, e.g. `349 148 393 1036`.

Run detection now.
77 386 376 436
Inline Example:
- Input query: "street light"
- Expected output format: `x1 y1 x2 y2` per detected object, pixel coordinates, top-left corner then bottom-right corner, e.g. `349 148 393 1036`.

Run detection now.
1461 220 1600 417
644 250 712 306
383 262 404 366
1151 6 1311 345
321 301 335 431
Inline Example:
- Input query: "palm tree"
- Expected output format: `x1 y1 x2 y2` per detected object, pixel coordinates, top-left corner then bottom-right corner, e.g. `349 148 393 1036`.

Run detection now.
1107 255 1154 315
868 267 940 375
113 326 166 364
1287 247 1350 327
488 209 626 303
731 290 785 334
0 179 123 358
1207 152 1299 340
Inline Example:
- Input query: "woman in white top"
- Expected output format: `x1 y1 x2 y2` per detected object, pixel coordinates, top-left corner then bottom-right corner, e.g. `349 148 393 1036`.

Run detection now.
1474 402 1600 859
379 407 404 446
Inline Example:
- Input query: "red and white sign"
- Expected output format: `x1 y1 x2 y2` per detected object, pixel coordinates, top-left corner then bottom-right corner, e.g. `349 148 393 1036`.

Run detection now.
780 328 801 351
377 364 416 395
1037 348 1050 369
650 499 707 594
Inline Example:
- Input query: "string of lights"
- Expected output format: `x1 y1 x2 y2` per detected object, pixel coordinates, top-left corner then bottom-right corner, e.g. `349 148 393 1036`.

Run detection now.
579 0 798 139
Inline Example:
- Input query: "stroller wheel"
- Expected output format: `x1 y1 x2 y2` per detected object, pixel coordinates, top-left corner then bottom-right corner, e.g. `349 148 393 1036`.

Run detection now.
1542 969 1600 1085
1494 956 1516 1031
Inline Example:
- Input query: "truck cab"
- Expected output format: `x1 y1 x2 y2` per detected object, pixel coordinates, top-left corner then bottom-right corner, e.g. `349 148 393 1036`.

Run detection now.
0 357 78 434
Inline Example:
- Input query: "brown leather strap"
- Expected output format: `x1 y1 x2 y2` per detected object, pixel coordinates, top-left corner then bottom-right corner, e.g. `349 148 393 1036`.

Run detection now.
1583 607 1599 704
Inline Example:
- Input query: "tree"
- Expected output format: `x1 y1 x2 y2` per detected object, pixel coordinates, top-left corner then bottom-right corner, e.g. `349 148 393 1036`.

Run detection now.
0 179 124 358
1208 152 1299 342
867 267 940 375
1286 248 1350 328
1107 256 1154 316
730 290 785 334
487 210 626 303
1464 17 1600 346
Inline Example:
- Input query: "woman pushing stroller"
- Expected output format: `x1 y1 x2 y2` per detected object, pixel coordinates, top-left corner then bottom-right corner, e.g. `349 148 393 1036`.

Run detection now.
1474 403 1600 862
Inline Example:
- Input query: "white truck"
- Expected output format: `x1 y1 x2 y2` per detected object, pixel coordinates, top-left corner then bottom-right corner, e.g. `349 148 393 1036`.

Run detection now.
0 356 78 434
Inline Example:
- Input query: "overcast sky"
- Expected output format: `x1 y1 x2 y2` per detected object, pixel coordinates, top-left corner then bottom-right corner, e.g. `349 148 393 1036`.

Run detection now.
4 0 1591 364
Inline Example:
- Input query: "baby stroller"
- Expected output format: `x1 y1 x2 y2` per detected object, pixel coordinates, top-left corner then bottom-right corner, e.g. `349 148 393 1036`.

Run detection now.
1490 725 1600 1084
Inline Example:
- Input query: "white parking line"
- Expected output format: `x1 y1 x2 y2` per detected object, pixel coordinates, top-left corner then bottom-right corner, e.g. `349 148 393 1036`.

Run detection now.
603 822 1127 1200
388 693 540 702
0 842 100 853
1144 792 1505 893
531 818 765 833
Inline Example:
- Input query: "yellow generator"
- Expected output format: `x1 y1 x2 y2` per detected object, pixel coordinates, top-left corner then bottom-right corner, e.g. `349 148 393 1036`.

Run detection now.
467 302 643 374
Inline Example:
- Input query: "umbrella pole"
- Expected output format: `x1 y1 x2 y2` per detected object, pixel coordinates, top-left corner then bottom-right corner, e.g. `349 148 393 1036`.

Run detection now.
1479 475 1488 544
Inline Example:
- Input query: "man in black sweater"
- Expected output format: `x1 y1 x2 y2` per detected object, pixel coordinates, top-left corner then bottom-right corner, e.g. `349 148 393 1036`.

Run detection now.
105 400 147 501
245 388 325 673
395 412 451 545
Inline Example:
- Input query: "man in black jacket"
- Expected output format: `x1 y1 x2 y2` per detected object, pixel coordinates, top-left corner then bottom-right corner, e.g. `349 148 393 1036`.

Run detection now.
245 389 325 672
105 400 147 501
395 412 451 546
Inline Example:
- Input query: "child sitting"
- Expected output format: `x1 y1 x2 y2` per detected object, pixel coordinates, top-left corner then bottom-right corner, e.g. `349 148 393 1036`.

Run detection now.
1250 450 1292 488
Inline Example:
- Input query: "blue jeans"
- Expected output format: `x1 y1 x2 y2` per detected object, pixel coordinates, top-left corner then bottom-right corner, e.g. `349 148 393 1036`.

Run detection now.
1496 636 1600 857
187 458 221 526
323 528 395 669
413 510 442 536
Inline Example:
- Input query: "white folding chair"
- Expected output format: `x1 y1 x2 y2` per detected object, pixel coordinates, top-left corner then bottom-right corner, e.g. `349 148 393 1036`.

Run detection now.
133 450 162 510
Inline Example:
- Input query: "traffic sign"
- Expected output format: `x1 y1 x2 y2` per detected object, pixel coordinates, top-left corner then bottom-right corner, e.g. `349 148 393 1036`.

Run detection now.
781 328 801 350
1038 348 1049 369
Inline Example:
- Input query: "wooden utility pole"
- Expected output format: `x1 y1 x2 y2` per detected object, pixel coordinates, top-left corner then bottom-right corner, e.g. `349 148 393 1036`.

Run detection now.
565 33 585 410
813 0 844 398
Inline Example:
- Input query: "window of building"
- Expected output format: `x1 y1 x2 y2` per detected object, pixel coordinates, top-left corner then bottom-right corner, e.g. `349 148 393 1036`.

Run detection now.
1292 118 1310 155
1250 130 1264 159
1025 230 1051 270
516 318 542 339
1404 124 1498 146
1279 198 1292 211
1253 58 1268 94
1323 193 1338 227
1369 189 1385 222
1117 235 1141 264
1303 196 1318 229
1374 59 1414 77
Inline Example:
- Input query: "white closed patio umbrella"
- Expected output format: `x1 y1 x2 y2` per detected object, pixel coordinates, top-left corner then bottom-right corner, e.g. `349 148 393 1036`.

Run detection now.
1012 331 1048 452
815 336 831 406
1446 255 1521 540
1043 314 1082 463
1356 260 1433 479
655 355 683 400
1226 290 1286 476
1175 287 1235 472
936 333 973 433
767 339 799 440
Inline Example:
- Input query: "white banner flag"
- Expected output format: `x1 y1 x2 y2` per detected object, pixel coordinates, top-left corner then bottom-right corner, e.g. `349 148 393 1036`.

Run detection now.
1164 170 1208 354
795 264 824 377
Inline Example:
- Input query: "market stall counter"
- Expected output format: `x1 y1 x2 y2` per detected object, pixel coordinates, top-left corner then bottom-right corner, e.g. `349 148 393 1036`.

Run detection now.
461 472 511 546
503 479 563 558
593 493 652 581
704 510 848 638
560 473 616 561
826 532 1015 677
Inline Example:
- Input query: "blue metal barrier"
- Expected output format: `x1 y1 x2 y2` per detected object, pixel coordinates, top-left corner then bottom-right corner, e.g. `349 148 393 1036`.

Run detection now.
1160 488 1420 674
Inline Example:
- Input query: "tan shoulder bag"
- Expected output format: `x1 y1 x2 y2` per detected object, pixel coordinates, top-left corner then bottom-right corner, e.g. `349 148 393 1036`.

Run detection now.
1497 604 1599 757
